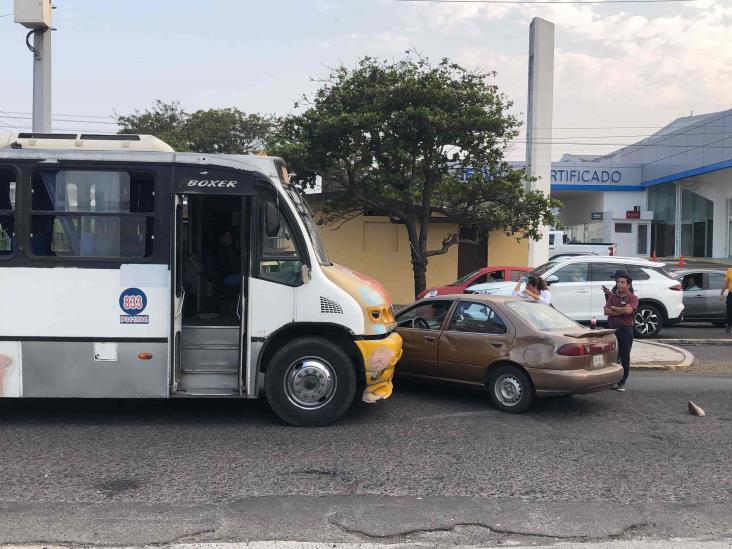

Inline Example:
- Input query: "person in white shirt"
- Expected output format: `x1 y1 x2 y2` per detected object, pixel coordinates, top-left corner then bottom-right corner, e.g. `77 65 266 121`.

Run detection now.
513 275 551 305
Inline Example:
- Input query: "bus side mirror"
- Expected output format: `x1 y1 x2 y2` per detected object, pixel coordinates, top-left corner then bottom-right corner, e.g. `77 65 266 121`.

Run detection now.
264 202 281 237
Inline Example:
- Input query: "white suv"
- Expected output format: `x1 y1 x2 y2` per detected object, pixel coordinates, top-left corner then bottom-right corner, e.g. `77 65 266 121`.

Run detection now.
467 256 684 338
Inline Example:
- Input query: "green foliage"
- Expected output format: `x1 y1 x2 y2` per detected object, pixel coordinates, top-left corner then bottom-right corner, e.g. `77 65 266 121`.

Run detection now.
116 100 279 154
268 54 560 295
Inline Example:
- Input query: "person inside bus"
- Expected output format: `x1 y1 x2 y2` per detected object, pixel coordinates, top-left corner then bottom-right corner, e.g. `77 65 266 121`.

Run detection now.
214 229 241 290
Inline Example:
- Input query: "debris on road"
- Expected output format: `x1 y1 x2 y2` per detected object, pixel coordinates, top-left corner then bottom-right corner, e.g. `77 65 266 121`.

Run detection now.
688 400 706 417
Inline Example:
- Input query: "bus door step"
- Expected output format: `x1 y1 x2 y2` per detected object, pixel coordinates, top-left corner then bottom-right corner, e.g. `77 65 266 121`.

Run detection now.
172 387 241 397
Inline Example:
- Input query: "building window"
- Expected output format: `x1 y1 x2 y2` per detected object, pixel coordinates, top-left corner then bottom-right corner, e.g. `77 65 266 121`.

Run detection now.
30 170 155 258
615 223 632 234
0 168 16 256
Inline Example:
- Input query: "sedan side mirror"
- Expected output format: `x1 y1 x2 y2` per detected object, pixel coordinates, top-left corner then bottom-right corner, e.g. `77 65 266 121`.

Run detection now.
545 275 559 285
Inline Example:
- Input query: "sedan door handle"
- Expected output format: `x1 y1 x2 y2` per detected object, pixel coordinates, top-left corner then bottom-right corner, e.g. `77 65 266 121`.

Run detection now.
490 342 504 348
424 335 436 343
694 294 703 298
576 289 590 293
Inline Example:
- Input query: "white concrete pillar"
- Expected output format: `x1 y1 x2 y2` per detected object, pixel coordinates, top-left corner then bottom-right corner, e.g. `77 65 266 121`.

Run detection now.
713 197 727 258
525 18 555 267
674 183 682 257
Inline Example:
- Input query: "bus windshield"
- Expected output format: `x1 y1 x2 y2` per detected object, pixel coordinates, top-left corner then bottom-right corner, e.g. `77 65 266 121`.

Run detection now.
285 187 331 266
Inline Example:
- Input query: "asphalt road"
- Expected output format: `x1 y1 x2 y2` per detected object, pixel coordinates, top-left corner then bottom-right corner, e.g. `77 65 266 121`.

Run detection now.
1 371 731 547
656 322 732 340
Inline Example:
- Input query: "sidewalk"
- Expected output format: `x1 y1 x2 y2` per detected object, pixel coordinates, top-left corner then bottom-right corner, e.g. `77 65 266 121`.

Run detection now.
631 340 694 371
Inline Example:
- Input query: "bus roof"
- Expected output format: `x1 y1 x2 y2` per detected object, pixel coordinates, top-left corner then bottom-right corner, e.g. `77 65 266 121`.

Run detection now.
0 132 175 152
0 132 285 184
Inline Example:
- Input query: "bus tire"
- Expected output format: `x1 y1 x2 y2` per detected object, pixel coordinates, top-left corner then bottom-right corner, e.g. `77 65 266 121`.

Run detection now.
264 337 357 427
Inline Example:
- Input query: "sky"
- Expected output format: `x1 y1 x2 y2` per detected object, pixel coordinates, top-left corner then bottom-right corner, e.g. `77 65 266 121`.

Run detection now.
0 0 730 160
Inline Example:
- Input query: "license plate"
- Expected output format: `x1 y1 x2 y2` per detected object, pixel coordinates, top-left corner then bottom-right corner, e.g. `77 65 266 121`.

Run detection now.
592 354 604 368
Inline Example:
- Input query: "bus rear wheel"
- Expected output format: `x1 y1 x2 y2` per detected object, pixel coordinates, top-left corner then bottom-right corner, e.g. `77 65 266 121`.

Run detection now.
265 337 357 427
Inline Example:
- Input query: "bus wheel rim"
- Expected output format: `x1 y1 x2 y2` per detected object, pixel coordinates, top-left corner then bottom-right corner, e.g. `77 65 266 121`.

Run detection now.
284 357 337 410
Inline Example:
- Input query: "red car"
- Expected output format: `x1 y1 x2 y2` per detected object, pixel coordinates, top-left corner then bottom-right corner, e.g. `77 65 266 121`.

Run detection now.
417 265 532 299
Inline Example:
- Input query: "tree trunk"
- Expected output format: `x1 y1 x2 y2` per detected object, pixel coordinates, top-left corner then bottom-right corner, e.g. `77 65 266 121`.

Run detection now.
404 220 429 299
411 257 428 298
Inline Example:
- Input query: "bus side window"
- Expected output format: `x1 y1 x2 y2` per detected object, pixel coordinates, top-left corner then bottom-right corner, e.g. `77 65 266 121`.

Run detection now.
29 169 155 259
0 168 16 256
259 200 303 286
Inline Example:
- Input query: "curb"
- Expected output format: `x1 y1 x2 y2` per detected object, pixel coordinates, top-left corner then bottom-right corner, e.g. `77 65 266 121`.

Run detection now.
632 340 695 371
657 338 732 346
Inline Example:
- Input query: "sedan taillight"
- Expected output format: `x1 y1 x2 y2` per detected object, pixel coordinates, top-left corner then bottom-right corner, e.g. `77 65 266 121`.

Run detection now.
557 341 616 356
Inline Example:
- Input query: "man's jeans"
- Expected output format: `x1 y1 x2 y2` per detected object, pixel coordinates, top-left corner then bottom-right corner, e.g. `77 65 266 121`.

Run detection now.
615 326 634 385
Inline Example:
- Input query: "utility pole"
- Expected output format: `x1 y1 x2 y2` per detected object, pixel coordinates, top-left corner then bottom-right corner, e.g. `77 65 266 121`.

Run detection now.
14 0 53 132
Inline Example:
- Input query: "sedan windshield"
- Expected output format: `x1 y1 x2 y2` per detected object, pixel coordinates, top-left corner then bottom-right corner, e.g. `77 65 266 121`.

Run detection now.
449 270 480 286
528 260 564 279
505 300 579 332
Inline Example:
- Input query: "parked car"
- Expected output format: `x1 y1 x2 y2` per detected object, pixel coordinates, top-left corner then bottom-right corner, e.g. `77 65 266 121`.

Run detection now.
466 256 684 338
549 230 616 259
417 265 531 299
395 295 623 413
672 268 728 325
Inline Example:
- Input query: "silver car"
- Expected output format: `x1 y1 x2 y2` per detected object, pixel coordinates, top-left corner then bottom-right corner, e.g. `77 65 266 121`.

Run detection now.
673 268 728 325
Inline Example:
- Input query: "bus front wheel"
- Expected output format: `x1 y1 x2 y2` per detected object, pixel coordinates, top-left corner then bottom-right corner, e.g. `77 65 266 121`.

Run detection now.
265 337 357 427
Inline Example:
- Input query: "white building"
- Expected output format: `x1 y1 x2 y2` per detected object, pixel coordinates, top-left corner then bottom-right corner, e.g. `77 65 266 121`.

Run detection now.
516 108 732 258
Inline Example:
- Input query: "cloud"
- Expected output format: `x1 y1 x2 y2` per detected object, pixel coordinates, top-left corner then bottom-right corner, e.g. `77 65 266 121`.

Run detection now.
407 1 732 107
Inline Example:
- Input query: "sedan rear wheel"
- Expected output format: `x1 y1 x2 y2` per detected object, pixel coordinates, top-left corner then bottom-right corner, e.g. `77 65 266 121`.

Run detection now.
487 365 534 414
634 303 662 338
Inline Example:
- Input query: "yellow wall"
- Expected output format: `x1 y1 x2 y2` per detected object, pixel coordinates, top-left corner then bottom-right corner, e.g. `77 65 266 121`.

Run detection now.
319 216 460 304
318 214 532 305
486 232 529 266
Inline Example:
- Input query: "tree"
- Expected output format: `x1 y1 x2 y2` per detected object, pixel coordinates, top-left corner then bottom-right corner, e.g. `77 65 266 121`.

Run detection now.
116 100 279 154
116 100 190 151
268 54 560 297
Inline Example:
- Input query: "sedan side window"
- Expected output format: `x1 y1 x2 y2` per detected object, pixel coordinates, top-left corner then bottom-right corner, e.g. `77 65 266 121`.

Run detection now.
449 302 507 335
553 262 589 283
708 272 726 290
396 301 452 330
510 270 524 282
681 272 704 291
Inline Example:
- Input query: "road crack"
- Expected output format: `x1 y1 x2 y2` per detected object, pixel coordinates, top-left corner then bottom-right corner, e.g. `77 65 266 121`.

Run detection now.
329 516 654 542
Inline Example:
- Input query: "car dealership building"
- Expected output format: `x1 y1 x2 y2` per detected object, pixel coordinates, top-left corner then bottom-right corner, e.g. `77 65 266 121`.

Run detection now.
531 108 732 258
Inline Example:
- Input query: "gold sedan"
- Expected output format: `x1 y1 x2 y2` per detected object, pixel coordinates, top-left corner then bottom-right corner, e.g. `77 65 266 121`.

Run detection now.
395 295 623 413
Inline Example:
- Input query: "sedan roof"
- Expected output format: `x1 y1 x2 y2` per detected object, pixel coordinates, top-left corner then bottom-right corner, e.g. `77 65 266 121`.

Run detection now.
414 294 523 305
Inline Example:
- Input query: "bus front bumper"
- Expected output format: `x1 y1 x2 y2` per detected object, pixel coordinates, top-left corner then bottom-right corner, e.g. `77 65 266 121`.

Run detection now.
355 332 403 403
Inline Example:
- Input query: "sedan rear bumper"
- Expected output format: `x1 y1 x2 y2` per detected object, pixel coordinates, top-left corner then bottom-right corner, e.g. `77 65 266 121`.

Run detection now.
530 363 623 396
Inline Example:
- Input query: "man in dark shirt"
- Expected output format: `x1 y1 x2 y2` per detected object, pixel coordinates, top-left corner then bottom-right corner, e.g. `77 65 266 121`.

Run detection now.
603 271 639 392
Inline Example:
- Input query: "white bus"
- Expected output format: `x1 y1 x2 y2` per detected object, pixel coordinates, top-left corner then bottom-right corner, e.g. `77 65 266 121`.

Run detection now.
0 133 402 426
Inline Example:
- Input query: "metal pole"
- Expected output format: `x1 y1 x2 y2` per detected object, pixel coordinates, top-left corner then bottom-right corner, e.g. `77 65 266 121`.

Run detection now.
674 182 682 257
32 28 52 132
